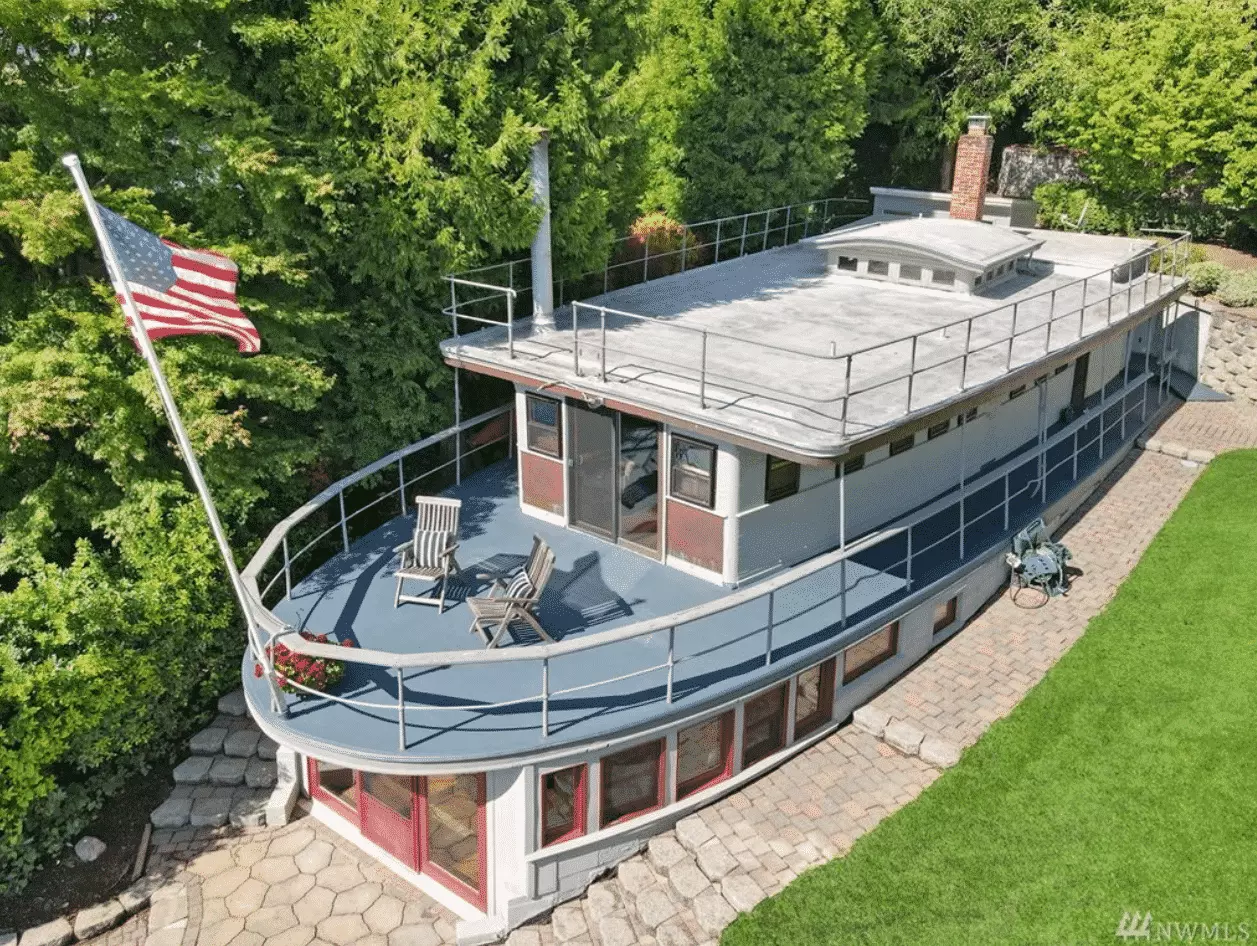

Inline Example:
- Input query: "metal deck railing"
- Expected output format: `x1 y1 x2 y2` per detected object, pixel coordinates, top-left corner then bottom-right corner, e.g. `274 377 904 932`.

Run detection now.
446 228 1192 441
239 301 1190 758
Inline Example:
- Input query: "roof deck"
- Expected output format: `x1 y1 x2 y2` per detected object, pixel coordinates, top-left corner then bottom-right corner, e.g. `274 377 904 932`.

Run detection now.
442 224 1187 459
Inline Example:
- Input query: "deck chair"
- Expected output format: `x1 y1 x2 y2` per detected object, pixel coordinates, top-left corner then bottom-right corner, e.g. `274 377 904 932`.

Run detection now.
393 496 463 613
467 536 557 648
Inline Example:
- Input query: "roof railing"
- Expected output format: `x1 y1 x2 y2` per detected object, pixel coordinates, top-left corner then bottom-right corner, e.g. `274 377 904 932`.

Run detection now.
447 231 1192 440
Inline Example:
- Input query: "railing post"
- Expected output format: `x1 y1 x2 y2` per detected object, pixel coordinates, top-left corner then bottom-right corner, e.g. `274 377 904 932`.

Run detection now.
764 591 774 666
840 354 852 438
1007 303 1018 370
762 210 771 251
739 214 749 256
540 658 550 737
906 335 918 414
699 331 708 409
666 627 675 703
397 457 407 516
1072 428 1079 481
784 205 792 245
449 277 459 338
573 304 581 376
960 319 973 390
714 219 722 264
840 557 848 629
506 290 515 359
1121 329 1133 440
282 535 292 600
338 489 350 553
643 235 650 283
680 231 688 273
396 667 406 752
1003 472 1010 531
905 528 913 590
600 308 608 382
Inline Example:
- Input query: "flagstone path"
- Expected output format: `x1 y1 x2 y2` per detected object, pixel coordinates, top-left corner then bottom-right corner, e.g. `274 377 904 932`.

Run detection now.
80 398 1254 946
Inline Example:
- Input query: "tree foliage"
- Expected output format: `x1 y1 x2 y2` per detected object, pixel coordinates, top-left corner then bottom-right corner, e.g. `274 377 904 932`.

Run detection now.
1029 0 1257 237
623 0 882 220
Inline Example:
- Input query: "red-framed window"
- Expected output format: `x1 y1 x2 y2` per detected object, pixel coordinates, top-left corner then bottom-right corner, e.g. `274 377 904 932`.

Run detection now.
742 683 788 769
793 659 836 741
540 764 587 848
933 596 958 633
308 760 488 912
675 711 734 801
600 739 666 828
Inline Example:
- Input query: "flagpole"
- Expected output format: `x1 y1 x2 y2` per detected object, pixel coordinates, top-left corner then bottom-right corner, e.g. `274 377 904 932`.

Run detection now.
61 154 284 714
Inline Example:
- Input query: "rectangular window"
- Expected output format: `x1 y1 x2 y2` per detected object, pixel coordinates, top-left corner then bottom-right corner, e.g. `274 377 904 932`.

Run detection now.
525 394 562 457
933 596 958 634
843 621 899 684
764 456 801 503
742 684 788 769
793 659 836 740
600 740 664 827
1054 363 1070 376
898 263 922 282
974 273 984 286
676 712 734 801
836 453 864 477
931 269 956 286
889 434 914 457
362 772 414 819
959 407 978 424
541 765 586 847
670 436 717 508
867 260 890 277
1008 385 1026 400
315 763 358 812
837 255 858 272
927 420 950 440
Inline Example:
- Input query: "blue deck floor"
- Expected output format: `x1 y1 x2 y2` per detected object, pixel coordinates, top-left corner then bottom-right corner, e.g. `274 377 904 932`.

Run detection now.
244 378 1159 766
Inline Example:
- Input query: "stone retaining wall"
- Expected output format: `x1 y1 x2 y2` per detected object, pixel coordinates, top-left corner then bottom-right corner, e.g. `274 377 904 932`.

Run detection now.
1199 306 1257 404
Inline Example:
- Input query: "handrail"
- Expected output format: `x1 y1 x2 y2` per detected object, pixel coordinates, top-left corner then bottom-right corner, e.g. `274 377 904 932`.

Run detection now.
445 218 1190 443
241 295 1188 752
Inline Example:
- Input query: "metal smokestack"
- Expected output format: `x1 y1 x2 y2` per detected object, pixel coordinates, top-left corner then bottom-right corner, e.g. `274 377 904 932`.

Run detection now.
530 132 555 329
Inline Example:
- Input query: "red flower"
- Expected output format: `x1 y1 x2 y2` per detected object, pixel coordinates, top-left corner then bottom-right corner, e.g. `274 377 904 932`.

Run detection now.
253 663 264 678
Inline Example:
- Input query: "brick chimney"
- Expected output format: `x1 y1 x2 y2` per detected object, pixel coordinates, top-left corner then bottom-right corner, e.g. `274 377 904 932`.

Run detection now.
949 115 993 221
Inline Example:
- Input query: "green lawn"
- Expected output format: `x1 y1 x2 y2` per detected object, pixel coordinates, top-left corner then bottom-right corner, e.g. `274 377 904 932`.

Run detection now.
723 451 1257 946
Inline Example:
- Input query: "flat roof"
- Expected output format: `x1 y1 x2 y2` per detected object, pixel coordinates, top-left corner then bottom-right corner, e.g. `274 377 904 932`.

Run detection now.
815 217 1045 271
442 224 1175 458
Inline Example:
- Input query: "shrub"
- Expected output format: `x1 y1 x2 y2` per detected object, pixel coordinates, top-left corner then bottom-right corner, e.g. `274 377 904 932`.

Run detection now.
1216 270 1257 308
1033 183 1135 235
1185 261 1226 295
262 631 355 695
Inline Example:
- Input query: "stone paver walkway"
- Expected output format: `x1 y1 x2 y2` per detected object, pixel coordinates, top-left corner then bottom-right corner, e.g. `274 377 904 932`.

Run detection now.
81 399 1255 946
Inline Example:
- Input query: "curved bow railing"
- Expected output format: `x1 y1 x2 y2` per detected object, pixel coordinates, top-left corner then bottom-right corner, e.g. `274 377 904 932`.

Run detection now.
240 292 1190 756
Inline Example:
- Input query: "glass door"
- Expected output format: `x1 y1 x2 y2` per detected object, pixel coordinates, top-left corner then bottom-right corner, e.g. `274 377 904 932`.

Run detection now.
359 771 417 867
618 416 661 557
421 774 487 910
568 403 617 539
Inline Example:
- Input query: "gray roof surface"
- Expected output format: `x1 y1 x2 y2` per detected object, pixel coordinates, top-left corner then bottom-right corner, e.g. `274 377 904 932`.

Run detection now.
442 224 1174 458
814 217 1044 270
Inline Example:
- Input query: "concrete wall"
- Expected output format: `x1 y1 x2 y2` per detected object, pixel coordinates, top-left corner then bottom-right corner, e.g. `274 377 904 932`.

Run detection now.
869 187 1037 229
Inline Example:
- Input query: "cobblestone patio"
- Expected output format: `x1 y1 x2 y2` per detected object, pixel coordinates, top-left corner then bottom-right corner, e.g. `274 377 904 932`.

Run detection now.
80 399 1254 946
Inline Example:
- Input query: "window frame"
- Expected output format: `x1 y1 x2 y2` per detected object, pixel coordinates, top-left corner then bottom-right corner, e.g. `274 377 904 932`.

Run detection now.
599 739 666 828
793 659 837 741
309 759 360 818
675 711 735 801
1008 385 1027 400
927 420 950 441
842 621 900 684
866 259 890 277
540 764 587 848
931 268 956 286
525 393 563 458
898 263 922 282
889 434 915 457
741 683 789 769
670 435 718 509
836 453 864 477
933 596 959 634
764 455 801 504
837 255 858 272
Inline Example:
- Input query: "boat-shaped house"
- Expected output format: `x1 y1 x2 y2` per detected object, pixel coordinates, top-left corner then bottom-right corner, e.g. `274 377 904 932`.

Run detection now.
240 119 1196 942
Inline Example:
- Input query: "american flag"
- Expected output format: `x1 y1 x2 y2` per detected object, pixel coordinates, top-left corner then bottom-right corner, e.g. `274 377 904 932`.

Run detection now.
99 206 261 354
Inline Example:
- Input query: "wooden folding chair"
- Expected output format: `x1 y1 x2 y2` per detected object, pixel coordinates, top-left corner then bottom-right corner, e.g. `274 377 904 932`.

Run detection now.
467 536 557 648
393 495 463 613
